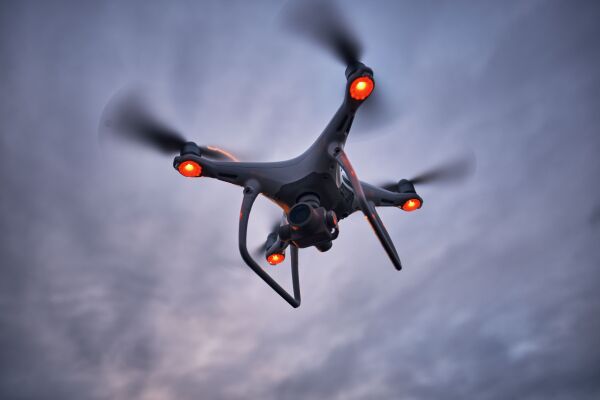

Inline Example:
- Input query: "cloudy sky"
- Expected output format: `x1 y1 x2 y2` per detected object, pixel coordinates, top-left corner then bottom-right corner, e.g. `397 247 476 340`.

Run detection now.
1 0 599 399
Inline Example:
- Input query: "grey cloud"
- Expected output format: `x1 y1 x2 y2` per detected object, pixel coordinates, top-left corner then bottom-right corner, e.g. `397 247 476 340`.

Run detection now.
1 1 599 399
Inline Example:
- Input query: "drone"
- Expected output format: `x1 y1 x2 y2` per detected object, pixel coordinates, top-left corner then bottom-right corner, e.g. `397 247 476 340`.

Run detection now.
101 1 473 308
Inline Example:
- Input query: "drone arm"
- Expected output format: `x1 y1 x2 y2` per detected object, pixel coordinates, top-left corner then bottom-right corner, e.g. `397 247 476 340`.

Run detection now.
238 181 301 308
310 102 355 151
308 65 374 151
360 181 423 208
174 154 287 195
334 149 402 270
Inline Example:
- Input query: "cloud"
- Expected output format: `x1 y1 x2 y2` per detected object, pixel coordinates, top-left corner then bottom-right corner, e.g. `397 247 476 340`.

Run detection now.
1 0 599 399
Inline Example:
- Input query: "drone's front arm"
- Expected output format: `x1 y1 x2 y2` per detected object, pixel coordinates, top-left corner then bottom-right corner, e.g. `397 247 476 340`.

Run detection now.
173 153 293 208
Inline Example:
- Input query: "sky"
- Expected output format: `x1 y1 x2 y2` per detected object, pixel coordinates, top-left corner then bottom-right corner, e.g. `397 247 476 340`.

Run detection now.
1 0 600 399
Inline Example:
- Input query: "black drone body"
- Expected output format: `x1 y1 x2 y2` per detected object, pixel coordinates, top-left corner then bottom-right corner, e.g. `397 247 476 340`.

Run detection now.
101 0 472 308
171 62 421 307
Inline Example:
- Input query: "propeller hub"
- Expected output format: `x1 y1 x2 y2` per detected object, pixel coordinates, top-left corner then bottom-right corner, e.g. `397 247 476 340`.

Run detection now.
180 141 201 156
398 179 416 194
345 61 367 79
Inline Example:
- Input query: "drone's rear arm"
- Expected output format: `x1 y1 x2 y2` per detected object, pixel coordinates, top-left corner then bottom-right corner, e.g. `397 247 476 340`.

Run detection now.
173 154 300 209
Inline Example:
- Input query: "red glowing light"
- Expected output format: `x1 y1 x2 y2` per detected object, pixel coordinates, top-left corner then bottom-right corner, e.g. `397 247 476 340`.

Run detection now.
401 198 421 212
178 160 202 177
349 76 374 100
267 253 285 265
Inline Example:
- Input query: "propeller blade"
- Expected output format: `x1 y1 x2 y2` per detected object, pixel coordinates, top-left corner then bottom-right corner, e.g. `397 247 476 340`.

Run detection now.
251 218 283 258
380 152 476 190
351 84 399 136
282 0 362 66
410 153 476 186
100 90 240 161
100 90 186 155
251 243 266 259
282 1 401 133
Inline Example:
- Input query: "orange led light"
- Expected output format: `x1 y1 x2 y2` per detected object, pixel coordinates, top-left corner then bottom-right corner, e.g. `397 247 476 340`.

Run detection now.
178 160 202 177
266 253 285 265
349 76 374 100
401 198 421 212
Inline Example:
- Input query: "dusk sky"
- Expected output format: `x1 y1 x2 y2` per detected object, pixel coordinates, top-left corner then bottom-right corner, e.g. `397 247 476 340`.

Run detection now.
1 1 599 399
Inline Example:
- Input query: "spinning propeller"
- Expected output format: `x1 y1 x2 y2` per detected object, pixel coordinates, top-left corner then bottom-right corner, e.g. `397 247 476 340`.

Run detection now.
283 0 362 67
380 152 476 191
100 90 237 161
282 0 395 130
